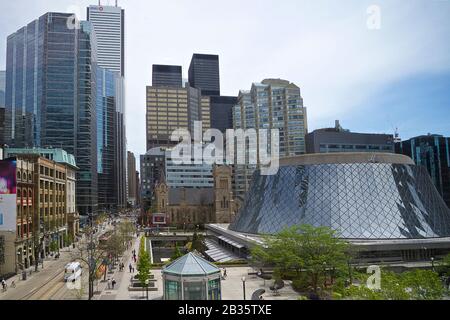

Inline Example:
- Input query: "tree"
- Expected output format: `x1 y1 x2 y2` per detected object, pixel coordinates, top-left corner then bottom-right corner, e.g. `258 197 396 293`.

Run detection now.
190 232 206 253
340 269 444 300
137 236 152 288
70 225 108 300
251 224 350 297
171 243 183 261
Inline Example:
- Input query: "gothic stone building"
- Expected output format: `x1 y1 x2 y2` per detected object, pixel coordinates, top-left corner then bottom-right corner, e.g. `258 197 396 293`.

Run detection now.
154 166 235 227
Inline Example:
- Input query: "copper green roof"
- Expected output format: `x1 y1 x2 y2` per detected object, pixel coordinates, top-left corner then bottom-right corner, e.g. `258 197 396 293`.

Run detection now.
162 252 220 276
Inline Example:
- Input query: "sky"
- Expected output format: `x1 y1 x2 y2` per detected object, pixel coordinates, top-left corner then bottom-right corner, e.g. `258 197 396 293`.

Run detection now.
0 0 449 169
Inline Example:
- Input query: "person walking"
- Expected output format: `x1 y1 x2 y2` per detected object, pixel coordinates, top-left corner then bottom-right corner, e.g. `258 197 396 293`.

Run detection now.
1 278 6 292
111 278 116 289
107 278 112 290
129 263 133 273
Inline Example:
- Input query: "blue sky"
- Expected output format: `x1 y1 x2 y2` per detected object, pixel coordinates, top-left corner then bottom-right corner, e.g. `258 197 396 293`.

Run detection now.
0 0 449 160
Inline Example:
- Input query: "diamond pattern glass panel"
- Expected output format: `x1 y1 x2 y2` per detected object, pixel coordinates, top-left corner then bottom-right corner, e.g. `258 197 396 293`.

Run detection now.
229 163 450 239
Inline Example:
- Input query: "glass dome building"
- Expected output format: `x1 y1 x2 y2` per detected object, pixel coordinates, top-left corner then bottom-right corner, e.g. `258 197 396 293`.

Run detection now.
230 153 450 239
162 252 222 300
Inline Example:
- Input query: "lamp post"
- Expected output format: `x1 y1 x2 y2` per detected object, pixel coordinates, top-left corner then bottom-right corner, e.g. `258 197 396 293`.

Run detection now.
241 276 246 300
431 257 435 272
145 279 149 300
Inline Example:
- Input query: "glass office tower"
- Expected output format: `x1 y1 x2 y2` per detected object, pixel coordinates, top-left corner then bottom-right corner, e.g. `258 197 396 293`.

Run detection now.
152 65 182 88
96 66 118 211
5 13 98 215
396 134 450 209
88 4 127 210
188 54 220 97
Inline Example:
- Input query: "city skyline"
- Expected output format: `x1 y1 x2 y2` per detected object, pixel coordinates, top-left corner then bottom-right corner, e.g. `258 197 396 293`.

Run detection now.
0 0 449 167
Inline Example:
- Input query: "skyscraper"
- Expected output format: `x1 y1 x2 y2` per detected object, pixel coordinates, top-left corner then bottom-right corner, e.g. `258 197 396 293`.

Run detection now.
5 13 98 214
0 71 5 145
87 4 125 76
232 79 308 198
96 67 118 210
152 65 182 88
88 3 127 210
188 54 220 97
210 96 237 133
395 134 450 208
127 151 137 206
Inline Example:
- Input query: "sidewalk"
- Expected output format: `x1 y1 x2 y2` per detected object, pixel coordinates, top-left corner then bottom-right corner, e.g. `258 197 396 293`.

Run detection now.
95 235 141 300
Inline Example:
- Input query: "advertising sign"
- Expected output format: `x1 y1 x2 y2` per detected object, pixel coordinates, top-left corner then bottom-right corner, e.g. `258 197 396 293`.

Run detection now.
152 213 167 225
0 160 17 232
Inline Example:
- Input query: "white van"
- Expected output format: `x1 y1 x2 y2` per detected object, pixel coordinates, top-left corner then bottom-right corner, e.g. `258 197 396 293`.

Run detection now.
64 262 82 282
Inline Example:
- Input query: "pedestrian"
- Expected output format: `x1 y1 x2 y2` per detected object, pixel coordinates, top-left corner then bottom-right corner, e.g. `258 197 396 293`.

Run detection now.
1 278 6 291
129 263 132 273
223 268 227 278
122 263 125 271
107 278 111 290
112 278 116 289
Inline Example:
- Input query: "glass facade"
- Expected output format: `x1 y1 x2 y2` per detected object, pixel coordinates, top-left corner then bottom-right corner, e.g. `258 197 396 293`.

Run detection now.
5 13 98 215
396 135 450 209
230 162 450 239
97 67 117 210
188 54 220 97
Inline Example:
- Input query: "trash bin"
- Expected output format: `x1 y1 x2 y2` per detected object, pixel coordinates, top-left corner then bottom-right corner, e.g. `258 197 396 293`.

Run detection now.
22 271 27 281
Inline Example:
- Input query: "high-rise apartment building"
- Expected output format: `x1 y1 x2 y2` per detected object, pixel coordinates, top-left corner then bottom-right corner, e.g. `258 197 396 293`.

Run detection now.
395 134 450 208
127 151 137 206
5 13 98 215
232 79 308 199
152 65 182 88
188 54 220 97
88 4 127 211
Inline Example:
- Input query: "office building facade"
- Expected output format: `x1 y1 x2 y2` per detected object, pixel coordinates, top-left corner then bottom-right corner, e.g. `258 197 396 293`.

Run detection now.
152 65 182 88
87 5 125 76
0 71 5 145
127 151 137 206
210 96 237 133
188 54 220 97
306 120 394 154
4 13 98 215
395 134 450 209
140 147 166 210
88 4 127 211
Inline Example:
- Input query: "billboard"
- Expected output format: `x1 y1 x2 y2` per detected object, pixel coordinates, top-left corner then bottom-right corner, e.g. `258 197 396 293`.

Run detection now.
152 213 167 225
0 160 17 232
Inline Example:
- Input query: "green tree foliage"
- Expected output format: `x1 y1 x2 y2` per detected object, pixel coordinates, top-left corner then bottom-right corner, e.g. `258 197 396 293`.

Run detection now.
438 253 450 277
190 232 206 253
251 224 350 296
171 243 183 261
340 269 444 300
137 237 152 287
49 240 59 253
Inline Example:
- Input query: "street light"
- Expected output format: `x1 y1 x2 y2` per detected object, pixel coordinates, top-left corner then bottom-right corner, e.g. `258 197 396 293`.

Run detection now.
431 257 435 271
241 276 246 300
145 279 149 300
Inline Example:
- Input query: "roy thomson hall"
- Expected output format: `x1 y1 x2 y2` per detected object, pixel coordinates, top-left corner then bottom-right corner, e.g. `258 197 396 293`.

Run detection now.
205 152 450 264
0 147 80 277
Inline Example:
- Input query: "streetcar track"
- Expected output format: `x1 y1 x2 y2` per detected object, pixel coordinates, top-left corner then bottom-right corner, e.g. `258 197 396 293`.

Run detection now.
19 270 65 300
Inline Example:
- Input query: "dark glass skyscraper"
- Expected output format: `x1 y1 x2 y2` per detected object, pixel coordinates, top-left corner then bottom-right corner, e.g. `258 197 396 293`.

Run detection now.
188 54 220 97
5 13 98 215
396 134 450 209
210 96 237 133
152 65 182 88
97 67 117 210
0 70 5 145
